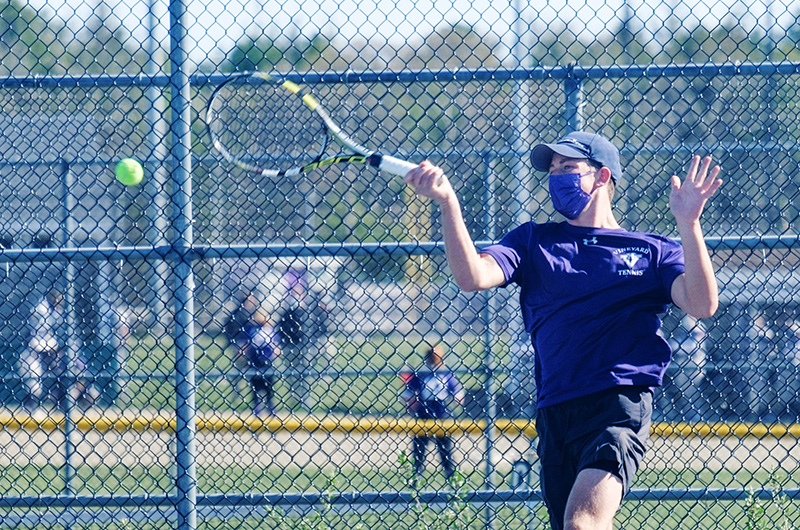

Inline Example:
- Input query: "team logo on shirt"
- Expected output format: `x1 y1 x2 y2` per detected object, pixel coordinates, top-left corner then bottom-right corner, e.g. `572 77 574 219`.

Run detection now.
619 251 643 268
615 247 649 276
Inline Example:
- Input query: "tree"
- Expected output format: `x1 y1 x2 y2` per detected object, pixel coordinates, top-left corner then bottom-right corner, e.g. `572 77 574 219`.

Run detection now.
585 4 652 66
0 0 67 75
658 22 762 64
64 0 140 75
217 33 333 73
399 22 502 70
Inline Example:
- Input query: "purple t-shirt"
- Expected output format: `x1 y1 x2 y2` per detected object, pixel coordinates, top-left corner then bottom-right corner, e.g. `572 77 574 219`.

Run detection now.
481 222 685 408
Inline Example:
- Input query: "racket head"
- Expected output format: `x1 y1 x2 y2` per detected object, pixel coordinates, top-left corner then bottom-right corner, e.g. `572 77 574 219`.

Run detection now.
205 73 329 176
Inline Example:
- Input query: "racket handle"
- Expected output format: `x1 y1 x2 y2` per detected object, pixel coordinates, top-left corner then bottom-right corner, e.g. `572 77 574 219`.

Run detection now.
378 155 418 177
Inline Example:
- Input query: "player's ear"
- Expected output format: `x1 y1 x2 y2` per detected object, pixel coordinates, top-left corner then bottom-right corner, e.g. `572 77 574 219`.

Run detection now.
596 166 613 187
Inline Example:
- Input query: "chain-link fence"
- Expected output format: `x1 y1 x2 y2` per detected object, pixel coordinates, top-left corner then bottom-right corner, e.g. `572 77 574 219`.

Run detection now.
1 0 800 528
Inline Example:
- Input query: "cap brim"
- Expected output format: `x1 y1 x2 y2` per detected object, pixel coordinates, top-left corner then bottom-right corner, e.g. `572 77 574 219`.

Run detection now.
530 143 590 171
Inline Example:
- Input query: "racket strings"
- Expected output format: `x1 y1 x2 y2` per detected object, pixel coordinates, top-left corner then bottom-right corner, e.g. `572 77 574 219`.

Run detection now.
209 81 326 172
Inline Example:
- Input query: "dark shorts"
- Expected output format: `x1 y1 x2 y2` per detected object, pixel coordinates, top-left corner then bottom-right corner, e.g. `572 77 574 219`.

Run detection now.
536 386 653 530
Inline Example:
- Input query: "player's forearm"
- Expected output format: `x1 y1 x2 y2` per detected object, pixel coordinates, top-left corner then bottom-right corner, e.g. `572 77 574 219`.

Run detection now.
677 219 719 318
439 195 496 292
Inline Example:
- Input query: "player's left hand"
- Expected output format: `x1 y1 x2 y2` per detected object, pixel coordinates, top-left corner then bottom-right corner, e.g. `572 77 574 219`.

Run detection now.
669 155 723 225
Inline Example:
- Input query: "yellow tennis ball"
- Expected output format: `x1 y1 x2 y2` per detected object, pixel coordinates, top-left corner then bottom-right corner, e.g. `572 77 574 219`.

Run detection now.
115 158 144 186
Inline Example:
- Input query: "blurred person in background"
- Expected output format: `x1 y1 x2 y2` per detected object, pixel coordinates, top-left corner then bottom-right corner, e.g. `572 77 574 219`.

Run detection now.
662 315 708 421
777 320 800 420
224 291 258 402
244 309 281 417
276 268 329 412
401 343 465 487
746 313 776 420
224 291 281 415
18 334 44 410
28 289 97 410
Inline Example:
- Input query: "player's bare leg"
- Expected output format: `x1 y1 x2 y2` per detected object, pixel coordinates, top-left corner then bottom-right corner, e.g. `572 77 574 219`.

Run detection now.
563 468 623 530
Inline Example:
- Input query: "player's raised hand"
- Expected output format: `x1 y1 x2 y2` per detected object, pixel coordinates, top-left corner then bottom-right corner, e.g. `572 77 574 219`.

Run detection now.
403 161 451 204
669 155 723 225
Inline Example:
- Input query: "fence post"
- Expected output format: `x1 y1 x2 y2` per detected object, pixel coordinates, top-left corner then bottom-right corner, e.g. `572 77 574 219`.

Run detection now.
145 0 172 333
481 154 498 530
168 1 198 530
60 160 79 530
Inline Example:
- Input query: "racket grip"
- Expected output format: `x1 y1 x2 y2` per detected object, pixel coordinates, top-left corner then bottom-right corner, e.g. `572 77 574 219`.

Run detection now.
378 155 418 177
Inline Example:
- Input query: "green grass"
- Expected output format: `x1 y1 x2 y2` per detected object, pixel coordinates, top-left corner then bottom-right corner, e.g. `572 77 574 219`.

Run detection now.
0 463 173 497
2 459 798 529
4 459 798 500
122 330 506 415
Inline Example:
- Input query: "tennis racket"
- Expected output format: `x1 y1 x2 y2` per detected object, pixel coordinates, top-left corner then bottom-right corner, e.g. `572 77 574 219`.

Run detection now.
205 72 418 178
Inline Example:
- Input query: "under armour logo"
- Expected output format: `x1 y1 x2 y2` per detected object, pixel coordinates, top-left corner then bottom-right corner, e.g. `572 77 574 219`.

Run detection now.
583 237 598 245
619 251 643 268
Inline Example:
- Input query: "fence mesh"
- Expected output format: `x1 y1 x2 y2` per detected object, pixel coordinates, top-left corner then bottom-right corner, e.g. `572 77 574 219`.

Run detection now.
1 1 800 529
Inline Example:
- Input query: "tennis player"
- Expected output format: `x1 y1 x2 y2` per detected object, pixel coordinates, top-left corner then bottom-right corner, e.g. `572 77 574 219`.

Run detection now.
403 131 722 530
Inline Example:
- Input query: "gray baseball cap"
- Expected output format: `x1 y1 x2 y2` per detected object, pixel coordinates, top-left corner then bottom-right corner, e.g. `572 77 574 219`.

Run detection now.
530 131 622 182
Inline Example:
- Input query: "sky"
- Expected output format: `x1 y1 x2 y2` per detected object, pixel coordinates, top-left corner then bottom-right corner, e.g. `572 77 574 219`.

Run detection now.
29 0 800 68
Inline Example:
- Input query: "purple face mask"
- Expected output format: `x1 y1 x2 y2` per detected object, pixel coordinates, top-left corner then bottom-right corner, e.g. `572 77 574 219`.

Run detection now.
548 173 592 220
